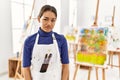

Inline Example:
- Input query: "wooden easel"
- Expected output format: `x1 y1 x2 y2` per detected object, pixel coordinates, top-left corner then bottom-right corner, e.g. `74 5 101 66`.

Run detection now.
79 0 100 69
111 6 115 27
108 6 116 67
14 0 35 79
92 0 99 27
107 6 120 76
73 0 108 80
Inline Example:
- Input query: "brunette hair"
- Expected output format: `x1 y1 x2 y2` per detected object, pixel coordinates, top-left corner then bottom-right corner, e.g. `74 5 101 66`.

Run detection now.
38 5 57 18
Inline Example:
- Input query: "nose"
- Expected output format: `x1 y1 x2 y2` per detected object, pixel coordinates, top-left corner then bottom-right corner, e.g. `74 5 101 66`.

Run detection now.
47 20 52 25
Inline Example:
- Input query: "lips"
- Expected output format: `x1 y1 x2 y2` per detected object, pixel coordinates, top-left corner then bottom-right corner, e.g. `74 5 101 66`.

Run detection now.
44 26 52 31
45 25 52 28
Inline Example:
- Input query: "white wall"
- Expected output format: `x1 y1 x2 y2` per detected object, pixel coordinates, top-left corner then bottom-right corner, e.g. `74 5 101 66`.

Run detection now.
76 0 120 27
77 0 96 27
60 0 69 33
32 0 120 34
0 0 13 73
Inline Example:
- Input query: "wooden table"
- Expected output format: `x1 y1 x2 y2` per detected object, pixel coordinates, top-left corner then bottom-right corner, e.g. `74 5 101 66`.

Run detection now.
8 57 24 79
73 62 108 80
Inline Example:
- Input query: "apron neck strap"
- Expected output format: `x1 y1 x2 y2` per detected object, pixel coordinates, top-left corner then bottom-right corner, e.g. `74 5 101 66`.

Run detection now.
35 33 56 44
52 33 56 40
35 33 39 44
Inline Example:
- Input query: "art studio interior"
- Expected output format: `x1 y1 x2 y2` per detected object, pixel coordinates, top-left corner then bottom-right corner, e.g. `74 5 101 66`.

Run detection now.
0 0 120 80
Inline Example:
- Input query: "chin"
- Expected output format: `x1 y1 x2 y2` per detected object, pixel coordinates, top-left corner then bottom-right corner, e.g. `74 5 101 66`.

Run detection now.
45 29 52 32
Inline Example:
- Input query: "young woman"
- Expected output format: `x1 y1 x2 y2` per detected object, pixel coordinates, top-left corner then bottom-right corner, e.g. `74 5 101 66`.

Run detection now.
22 5 69 80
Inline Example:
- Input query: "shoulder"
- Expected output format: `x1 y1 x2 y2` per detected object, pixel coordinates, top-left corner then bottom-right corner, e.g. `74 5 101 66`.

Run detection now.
24 32 38 46
53 32 67 44
53 32 66 41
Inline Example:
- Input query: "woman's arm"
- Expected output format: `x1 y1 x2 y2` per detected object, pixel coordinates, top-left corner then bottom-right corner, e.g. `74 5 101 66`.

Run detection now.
23 67 32 80
61 64 69 80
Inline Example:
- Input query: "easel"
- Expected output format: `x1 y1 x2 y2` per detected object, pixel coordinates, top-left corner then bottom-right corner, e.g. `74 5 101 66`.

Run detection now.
79 0 100 69
107 6 116 67
107 6 120 76
111 6 115 27
92 0 99 27
73 62 107 80
13 0 36 79
77 0 100 67
73 0 108 80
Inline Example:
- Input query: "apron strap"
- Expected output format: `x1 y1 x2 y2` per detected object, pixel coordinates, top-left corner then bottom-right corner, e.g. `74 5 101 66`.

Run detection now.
52 33 56 40
35 33 39 44
35 33 56 45
52 34 61 61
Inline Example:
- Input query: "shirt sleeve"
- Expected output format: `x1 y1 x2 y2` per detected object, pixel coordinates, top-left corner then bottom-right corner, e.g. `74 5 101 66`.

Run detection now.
60 35 69 64
22 37 33 67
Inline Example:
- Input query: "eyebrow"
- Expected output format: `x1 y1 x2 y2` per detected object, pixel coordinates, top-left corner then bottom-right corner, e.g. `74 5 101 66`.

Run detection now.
44 17 56 20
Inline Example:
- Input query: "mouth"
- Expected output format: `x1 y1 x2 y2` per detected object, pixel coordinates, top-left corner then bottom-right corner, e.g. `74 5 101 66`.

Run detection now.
44 26 52 32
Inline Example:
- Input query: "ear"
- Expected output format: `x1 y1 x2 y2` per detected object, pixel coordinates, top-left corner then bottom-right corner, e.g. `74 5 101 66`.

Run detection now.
38 17 40 23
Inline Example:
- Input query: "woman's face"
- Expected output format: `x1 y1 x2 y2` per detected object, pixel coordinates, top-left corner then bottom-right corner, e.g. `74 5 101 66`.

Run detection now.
38 11 56 32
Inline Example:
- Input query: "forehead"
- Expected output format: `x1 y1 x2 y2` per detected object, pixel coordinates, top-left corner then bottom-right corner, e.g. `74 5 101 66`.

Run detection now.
42 11 56 19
